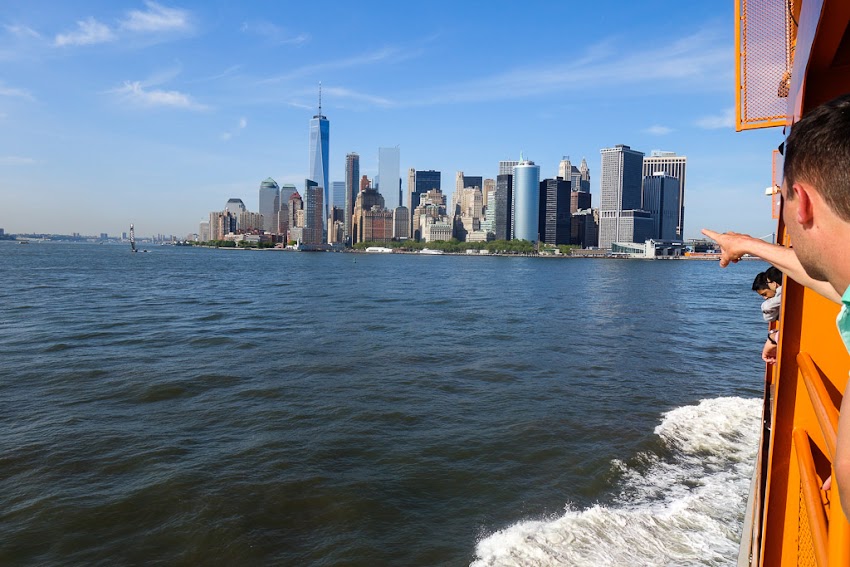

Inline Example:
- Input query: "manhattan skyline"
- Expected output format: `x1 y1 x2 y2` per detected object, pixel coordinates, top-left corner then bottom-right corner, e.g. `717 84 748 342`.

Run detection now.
1 0 779 239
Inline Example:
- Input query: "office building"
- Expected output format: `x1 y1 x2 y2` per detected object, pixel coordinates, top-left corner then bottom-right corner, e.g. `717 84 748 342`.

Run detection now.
351 186 386 244
309 86 330 227
393 206 410 239
378 146 401 209
570 191 592 214
302 180 324 244
332 181 345 211
209 210 236 240
642 172 681 241
225 198 246 217
328 206 345 244
571 208 599 247
494 174 513 241
259 177 280 234
198 222 210 242
280 184 297 206
642 151 687 239
599 144 645 249
539 178 571 246
344 153 360 245
288 191 303 240
513 159 541 242
407 169 441 232
499 160 520 176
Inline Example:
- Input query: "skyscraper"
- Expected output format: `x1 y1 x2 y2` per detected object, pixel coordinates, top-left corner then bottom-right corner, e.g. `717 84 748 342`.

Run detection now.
539 178 571 245
259 177 280 234
513 159 541 242
344 153 360 245
407 169 441 234
599 144 650 249
302 179 323 245
642 172 681 241
309 85 330 229
642 151 687 239
499 160 520 176
378 146 401 209
494 174 513 241
332 181 345 211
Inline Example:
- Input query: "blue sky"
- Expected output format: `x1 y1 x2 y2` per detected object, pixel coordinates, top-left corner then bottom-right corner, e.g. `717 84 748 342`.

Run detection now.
1 0 782 239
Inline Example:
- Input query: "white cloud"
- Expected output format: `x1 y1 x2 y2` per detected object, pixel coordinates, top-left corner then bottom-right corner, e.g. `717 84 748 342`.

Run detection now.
240 21 309 45
264 46 422 83
645 125 673 135
220 117 247 141
54 17 115 47
0 82 33 99
322 86 393 107
4 24 42 39
113 80 207 110
0 156 37 165
695 107 735 129
121 1 191 33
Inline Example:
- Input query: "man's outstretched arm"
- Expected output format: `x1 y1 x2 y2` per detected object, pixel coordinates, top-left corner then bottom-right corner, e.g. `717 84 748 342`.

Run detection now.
701 229 842 303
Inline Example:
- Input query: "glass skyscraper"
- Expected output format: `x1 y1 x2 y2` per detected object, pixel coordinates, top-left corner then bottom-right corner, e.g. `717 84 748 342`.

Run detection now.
378 147 401 209
513 159 541 242
344 153 360 245
309 87 330 230
259 177 280 234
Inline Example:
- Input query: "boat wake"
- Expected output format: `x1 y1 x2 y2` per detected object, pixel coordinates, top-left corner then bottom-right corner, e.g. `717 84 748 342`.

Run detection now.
471 397 761 566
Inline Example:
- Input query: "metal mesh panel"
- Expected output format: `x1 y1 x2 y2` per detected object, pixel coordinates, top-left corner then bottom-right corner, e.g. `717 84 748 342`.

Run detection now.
797 486 817 567
738 0 794 129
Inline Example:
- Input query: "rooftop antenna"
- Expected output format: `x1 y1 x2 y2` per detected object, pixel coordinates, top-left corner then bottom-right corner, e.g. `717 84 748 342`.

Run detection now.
318 82 322 116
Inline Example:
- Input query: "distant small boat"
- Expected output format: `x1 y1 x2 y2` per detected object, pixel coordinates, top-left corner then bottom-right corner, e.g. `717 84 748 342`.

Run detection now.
420 248 444 255
18 240 29 245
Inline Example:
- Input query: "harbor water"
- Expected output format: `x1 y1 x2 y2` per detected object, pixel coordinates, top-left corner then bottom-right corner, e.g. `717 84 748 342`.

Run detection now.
0 242 767 566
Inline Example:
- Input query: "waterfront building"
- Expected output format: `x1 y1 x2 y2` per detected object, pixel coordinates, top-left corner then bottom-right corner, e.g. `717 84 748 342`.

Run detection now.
199 221 210 242
570 191 592 214
344 153 360 245
378 146 401 209
411 188 446 241
513 159 541 242
539 178 571 246
420 217 453 242
351 186 386 244
642 151 686 239
302 180 324 245
599 144 645 249
453 186 483 241
571 208 599 247
288 191 303 241
407 169 441 235
393 206 410 239
280 184 297 207
328 206 345 244
309 86 330 228
600 209 655 246
277 204 289 241
259 178 280 234
209 210 236 240
362 208 394 243
494 174 513 241
238 211 264 232
642 172 681 241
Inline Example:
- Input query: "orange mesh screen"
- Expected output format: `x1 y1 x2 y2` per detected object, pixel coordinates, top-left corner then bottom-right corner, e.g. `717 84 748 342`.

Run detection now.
736 0 795 130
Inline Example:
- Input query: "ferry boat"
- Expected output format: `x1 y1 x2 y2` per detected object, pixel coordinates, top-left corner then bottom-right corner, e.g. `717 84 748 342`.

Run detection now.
735 0 850 565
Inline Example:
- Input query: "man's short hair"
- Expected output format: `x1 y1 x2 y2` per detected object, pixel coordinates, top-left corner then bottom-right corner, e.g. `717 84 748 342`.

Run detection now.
783 93 850 221
765 266 783 284
753 272 770 292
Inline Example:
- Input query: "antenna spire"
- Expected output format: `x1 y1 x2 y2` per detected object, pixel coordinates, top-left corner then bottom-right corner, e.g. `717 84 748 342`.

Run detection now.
318 82 322 116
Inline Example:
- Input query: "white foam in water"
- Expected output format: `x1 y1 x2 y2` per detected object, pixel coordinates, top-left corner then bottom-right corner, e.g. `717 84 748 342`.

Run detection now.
471 397 762 567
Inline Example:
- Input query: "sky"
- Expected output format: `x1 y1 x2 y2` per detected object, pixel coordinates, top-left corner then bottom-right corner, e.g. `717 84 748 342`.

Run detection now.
0 0 784 239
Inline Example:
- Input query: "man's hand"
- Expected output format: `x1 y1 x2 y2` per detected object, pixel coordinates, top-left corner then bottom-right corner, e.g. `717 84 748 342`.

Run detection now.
701 229 759 267
762 338 777 364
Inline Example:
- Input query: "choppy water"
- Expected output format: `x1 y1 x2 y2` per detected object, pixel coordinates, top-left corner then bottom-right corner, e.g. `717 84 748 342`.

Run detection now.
0 242 768 566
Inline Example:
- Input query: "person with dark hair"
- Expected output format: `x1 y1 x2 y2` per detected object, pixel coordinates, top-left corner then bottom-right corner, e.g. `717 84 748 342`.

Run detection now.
752 269 783 361
702 92 850 517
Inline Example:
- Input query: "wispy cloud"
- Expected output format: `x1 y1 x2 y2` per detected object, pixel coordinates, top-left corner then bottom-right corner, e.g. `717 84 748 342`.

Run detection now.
240 21 309 45
4 24 42 39
220 117 247 141
112 80 207 110
0 81 33 99
121 1 191 33
408 28 729 106
54 17 115 47
263 46 422 83
645 125 673 135
322 86 393 108
0 155 38 165
695 107 735 129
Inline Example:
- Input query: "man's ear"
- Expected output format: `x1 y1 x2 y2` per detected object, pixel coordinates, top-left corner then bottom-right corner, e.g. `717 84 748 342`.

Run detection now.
793 182 815 225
